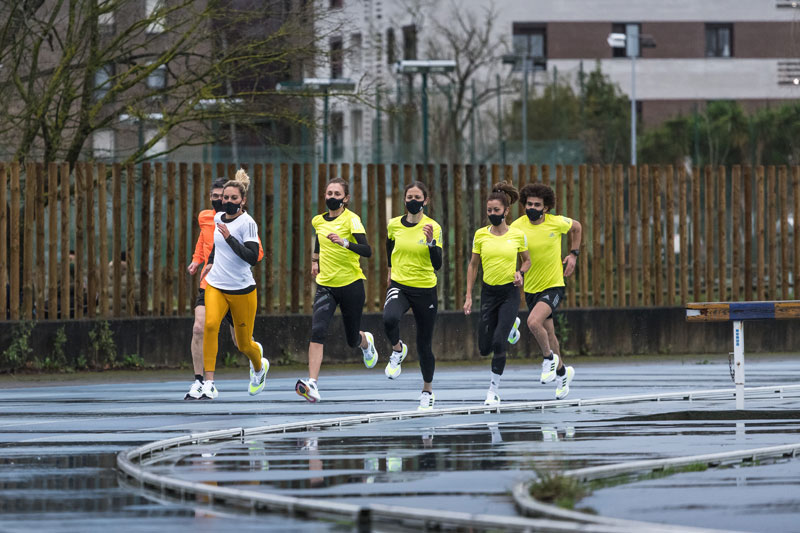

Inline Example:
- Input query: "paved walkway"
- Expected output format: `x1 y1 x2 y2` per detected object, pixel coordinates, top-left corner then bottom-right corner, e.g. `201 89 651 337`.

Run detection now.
1 356 799 532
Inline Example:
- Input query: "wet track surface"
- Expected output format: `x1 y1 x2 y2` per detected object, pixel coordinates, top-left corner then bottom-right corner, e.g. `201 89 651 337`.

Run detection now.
1 357 800 532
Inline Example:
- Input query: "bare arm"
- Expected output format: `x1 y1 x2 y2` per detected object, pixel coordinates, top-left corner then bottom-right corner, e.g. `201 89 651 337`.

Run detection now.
463 253 481 315
563 220 582 277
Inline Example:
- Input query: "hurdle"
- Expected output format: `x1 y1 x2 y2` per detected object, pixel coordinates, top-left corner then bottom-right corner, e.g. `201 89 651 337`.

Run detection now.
686 300 800 409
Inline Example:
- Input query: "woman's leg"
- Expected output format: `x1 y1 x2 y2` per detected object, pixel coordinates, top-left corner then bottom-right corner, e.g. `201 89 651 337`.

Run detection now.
202 286 229 381
308 286 338 380
226 289 262 370
409 286 437 390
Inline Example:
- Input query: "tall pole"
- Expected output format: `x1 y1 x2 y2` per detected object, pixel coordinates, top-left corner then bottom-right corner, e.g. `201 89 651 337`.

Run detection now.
375 88 382 164
323 89 330 163
470 80 476 166
522 64 528 164
631 53 637 166
422 71 429 166
496 74 505 165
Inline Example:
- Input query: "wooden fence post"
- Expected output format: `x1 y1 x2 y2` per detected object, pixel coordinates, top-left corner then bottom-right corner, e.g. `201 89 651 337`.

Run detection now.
767 166 776 299
454 164 464 309
744 166 753 301
692 166 701 302
126 163 136 317
565 165 576 308
264 163 275 314
47 163 58 320
152 163 163 315
291 163 301 314
665 165 675 306
59 163 69 319
794 166 800 299
0 164 7 319
704 166 714 302
603 164 613 307
189 162 201 305
779 166 789 299
640 165 651 306
578 165 588 307
592 165 602 306
98 163 109 317
279 163 289 313
378 164 388 304
36 164 46 318
628 165 639 307
439 164 450 308
164 163 175 316
70 162 81 319
756 166 765 300
652 165 663 306
85 163 96 318
303 162 313 314
679 166 689 305
367 164 378 311
615 165 625 307
717 165 727 302
731 165 741 301
9 162 20 320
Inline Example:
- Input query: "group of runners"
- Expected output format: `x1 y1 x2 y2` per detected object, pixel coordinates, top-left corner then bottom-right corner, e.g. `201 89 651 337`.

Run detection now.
184 169 582 410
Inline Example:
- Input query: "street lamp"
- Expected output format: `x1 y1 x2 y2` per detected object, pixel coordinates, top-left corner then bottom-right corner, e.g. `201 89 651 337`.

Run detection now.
395 59 456 165
502 54 546 164
276 77 356 163
607 30 656 166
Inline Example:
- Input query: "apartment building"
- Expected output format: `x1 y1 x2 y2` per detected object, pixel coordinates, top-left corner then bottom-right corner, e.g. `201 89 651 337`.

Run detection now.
319 0 800 161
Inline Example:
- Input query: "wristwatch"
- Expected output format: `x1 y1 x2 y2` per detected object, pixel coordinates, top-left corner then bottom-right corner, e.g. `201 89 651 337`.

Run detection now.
570 249 580 257
342 238 350 249
426 239 437 248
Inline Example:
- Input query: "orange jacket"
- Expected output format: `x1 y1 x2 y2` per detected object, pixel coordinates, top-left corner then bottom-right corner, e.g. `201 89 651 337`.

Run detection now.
194 209 264 289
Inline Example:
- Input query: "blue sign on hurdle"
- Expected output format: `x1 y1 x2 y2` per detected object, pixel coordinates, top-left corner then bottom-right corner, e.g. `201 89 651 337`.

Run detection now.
686 300 800 409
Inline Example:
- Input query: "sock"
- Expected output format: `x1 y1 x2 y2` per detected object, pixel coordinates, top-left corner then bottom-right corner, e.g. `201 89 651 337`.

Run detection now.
556 365 566 377
489 372 501 393
309 377 317 385
195 374 204 383
544 350 554 360
421 390 432 396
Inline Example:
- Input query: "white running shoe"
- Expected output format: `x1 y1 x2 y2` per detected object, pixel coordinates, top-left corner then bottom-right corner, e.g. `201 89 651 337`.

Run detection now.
484 390 501 406
361 332 378 368
555 366 575 400
540 352 560 384
249 352 269 396
295 378 321 403
417 391 435 411
508 316 521 344
184 379 203 400
385 341 408 379
199 380 218 400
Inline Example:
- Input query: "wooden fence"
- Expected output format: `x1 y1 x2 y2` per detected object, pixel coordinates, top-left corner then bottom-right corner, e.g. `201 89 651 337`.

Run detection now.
0 161 798 320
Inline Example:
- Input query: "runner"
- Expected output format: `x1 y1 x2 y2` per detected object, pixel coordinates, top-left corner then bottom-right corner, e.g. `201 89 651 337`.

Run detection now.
199 169 268 400
464 182 531 406
184 179 264 400
383 181 442 410
295 178 378 403
510 182 581 399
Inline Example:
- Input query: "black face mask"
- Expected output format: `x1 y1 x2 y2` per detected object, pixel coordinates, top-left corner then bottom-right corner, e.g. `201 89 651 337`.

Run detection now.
222 201 241 216
526 208 544 222
488 213 505 226
326 197 344 211
405 199 424 215
211 199 224 212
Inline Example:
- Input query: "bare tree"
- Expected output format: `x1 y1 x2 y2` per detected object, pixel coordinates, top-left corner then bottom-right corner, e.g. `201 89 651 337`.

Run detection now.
0 0 326 166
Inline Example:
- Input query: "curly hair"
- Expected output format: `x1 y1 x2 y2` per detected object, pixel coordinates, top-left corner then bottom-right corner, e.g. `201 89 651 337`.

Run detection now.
487 181 519 208
519 183 555 211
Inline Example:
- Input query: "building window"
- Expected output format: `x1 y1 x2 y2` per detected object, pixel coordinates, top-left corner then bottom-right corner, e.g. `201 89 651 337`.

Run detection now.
350 33 362 73
94 64 114 100
402 24 417 60
331 112 344 160
512 23 547 63
329 0 342 8
330 36 343 79
350 109 363 156
146 64 167 90
706 23 732 57
144 129 168 159
98 0 114 27
146 0 165 34
93 130 115 159
611 23 641 57
386 28 396 65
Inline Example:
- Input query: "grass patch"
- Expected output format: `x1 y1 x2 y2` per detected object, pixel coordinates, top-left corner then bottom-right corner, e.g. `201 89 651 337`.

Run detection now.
529 470 589 510
588 462 708 491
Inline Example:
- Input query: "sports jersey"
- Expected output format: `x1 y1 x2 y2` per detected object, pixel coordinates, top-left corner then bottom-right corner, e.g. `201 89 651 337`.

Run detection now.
387 215 442 288
194 209 264 290
312 209 367 287
204 211 260 291
510 213 573 293
471 225 528 286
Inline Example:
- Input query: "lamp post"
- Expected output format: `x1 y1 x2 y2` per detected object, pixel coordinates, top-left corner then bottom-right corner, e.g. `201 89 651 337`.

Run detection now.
502 54 546 164
607 31 655 166
276 77 356 163
395 60 456 166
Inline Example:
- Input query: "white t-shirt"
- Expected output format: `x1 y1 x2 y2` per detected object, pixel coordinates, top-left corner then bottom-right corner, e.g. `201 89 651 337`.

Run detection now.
205 211 259 291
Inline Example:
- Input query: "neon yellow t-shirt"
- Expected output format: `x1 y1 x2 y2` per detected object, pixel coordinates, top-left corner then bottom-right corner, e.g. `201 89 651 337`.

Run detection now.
387 215 442 288
312 209 367 287
472 226 527 286
510 213 573 293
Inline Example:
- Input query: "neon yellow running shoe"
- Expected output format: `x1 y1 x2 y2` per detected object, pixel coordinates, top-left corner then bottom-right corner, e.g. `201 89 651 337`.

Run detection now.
248 342 269 396
361 332 378 369
385 341 408 379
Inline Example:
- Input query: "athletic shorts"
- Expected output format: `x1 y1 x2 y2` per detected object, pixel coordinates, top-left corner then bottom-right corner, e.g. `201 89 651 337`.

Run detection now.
525 286 565 318
195 288 233 327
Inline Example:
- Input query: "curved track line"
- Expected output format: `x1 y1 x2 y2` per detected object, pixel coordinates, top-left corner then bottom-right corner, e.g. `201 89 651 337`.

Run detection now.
117 384 800 532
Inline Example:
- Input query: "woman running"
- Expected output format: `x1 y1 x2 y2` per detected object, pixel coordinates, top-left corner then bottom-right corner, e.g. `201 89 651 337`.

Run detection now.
200 169 268 400
383 181 442 411
510 183 581 399
184 179 265 400
464 181 531 406
296 178 378 403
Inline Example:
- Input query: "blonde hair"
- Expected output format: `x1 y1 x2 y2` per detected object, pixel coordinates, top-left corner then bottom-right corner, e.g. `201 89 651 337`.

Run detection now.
223 168 250 198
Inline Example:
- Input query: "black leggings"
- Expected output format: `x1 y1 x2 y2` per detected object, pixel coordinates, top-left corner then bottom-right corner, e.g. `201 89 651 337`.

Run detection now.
310 280 365 348
383 281 438 383
478 282 519 375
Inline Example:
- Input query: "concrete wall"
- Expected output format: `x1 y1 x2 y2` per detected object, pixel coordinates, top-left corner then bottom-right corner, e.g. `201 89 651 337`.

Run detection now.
1 308 798 370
